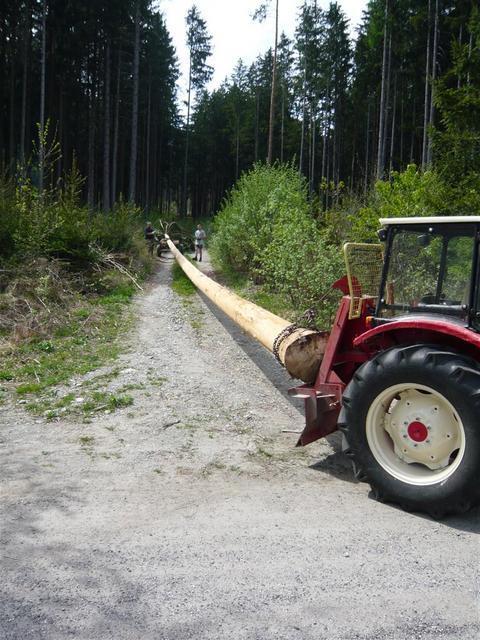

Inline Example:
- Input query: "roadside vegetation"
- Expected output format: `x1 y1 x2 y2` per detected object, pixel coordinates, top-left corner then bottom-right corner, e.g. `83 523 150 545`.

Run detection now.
210 161 480 329
0 165 151 409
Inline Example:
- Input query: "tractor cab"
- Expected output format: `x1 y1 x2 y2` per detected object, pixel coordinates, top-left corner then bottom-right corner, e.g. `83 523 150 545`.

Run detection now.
375 216 480 330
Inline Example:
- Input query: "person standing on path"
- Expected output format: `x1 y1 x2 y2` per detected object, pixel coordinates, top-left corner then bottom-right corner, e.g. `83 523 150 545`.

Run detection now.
194 224 206 262
144 221 156 256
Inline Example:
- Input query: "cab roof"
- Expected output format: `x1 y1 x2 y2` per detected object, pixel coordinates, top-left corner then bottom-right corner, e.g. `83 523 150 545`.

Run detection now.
380 216 480 226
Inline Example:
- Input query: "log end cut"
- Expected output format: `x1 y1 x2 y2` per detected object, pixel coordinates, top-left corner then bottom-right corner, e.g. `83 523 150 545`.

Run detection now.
283 331 329 384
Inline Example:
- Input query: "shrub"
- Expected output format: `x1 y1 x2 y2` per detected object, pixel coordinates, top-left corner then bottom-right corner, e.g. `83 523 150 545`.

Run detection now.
211 163 344 328
211 163 310 275
0 172 146 268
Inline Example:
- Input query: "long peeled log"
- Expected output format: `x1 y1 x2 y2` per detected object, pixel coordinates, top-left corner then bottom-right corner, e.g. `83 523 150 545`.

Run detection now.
165 236 328 383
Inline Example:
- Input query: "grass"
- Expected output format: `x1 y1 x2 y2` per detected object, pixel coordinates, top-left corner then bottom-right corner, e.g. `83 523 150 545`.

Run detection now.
2 284 135 407
81 391 134 413
249 289 295 321
25 389 134 421
201 250 295 321
171 261 196 297
146 373 168 387
118 382 145 392
170 262 206 330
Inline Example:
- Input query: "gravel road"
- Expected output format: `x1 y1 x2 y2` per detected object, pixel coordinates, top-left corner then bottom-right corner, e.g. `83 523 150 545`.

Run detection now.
1 253 479 640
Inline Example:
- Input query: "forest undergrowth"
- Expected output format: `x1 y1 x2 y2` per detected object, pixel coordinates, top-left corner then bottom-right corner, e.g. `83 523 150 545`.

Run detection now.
0 166 152 411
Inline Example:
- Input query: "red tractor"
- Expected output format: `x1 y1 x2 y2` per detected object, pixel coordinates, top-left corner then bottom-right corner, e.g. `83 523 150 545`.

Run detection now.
290 216 480 518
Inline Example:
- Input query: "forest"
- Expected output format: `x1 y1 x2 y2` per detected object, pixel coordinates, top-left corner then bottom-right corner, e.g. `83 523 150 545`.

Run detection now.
0 0 479 336
0 0 478 216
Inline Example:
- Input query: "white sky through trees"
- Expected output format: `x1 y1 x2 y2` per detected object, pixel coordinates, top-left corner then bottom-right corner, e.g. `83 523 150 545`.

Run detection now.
159 0 367 109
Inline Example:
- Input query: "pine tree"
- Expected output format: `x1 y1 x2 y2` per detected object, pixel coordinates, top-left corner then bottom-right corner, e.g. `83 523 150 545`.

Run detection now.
183 4 213 215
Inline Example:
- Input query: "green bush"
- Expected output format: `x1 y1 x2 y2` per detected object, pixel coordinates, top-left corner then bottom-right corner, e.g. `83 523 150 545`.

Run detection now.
349 165 449 242
0 172 146 268
211 163 344 327
211 163 310 274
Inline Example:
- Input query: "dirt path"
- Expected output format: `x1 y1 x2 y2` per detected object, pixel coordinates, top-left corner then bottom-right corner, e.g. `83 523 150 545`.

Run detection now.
1 254 479 640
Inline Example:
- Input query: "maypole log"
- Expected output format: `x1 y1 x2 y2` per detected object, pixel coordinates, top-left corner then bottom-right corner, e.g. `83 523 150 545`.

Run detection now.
165 236 328 383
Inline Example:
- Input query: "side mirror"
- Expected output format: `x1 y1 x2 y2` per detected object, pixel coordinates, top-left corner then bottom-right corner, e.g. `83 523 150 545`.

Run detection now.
377 228 388 242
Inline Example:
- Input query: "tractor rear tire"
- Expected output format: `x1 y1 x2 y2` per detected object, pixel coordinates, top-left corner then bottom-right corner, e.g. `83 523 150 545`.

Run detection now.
339 344 480 518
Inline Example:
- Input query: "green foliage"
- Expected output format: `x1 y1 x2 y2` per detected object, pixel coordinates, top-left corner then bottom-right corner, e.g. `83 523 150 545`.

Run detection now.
433 6 480 181
211 163 343 327
0 170 146 266
211 163 309 273
349 165 449 242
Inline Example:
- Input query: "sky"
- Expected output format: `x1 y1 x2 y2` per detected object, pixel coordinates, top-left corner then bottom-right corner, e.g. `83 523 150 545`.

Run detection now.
159 0 368 100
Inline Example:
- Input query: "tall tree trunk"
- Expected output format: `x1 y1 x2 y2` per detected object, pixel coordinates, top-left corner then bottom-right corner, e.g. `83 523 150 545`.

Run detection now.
350 140 355 191
129 0 141 203
182 53 192 215
299 72 306 175
410 98 416 161
57 88 63 181
103 41 111 211
145 74 151 211
39 0 47 192
235 119 240 180
388 73 397 173
321 121 327 187
254 87 259 162
426 0 439 166
280 82 285 164
20 2 31 168
381 32 392 176
421 0 431 170
310 112 316 197
364 99 371 194
399 93 404 167
325 113 331 210
321 94 328 184
9 51 15 170
267 0 279 164
112 50 121 206
332 117 338 195
307 110 312 195
467 31 473 85
87 72 96 210
457 25 463 88
376 0 389 180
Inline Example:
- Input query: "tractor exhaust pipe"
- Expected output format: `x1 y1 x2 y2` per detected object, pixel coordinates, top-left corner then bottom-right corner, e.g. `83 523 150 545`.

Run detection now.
165 236 328 383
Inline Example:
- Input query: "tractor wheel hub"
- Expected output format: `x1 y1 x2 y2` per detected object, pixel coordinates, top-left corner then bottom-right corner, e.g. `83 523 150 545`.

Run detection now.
383 388 461 470
407 421 428 442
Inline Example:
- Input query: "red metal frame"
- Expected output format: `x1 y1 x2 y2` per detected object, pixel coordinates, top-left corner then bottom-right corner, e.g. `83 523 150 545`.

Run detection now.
289 295 372 446
353 317 480 357
290 269 480 446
